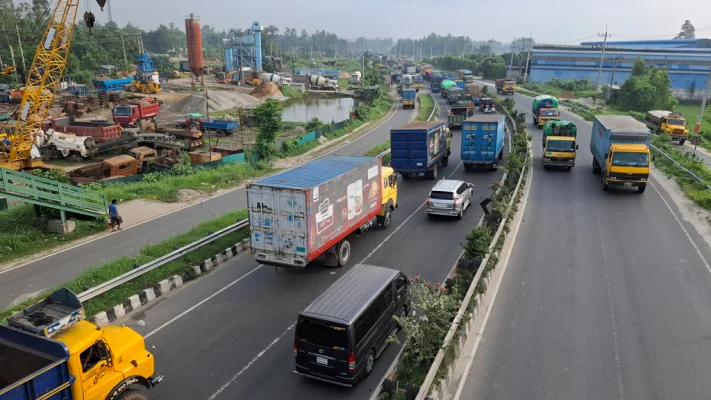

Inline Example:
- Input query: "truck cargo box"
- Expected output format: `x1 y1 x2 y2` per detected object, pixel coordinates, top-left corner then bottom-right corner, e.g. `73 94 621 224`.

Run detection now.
461 114 506 169
47 117 122 143
390 121 449 176
591 115 650 164
247 156 382 268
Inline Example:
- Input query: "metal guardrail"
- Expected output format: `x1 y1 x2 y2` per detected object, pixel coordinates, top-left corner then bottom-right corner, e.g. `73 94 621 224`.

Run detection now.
649 144 711 190
375 92 437 161
414 105 528 400
77 219 250 302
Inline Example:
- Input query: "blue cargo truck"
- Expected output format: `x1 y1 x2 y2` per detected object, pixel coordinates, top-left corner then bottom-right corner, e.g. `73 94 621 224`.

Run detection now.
391 121 452 180
461 114 506 171
401 88 417 109
430 73 443 92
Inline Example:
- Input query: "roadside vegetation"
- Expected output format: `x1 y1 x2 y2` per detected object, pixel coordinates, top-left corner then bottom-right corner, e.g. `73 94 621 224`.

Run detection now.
0 209 250 323
522 77 596 99
278 85 308 99
364 140 391 165
416 93 435 121
651 135 711 210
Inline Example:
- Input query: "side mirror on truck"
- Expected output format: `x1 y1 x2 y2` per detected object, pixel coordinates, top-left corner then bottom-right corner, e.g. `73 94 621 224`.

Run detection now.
576 145 579 150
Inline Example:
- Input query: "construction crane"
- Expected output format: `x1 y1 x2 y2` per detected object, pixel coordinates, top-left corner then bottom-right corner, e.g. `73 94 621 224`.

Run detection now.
0 1 100 170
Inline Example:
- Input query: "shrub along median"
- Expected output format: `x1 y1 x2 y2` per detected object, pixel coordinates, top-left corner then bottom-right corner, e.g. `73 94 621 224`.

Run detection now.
416 93 436 121
0 209 250 323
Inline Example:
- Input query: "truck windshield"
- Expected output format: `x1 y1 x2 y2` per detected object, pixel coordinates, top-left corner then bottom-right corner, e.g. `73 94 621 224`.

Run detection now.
504 81 515 85
546 140 575 152
667 119 684 126
612 152 649 167
541 109 558 117
113 107 131 116
296 317 349 349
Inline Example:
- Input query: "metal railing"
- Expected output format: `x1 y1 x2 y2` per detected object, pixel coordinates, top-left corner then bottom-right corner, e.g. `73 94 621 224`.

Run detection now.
649 144 711 190
77 219 249 302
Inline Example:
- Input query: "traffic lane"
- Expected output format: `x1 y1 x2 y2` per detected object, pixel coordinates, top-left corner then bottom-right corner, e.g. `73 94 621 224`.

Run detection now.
0 103 415 309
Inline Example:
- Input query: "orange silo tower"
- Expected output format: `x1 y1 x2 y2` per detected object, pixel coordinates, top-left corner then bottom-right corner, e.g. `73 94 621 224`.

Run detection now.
185 13 204 87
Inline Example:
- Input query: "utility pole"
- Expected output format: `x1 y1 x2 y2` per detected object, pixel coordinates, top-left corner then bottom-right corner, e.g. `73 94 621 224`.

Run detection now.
2 24 16 69
607 55 624 101
120 33 128 66
16 24 26 72
430 41 433 58
523 36 532 83
508 38 516 77
594 25 611 105
488 37 495 57
361 37 365 76
693 68 711 148
444 41 447 56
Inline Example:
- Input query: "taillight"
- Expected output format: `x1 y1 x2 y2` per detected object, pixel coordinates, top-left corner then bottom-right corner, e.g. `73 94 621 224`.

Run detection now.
453 197 458 209
426 198 430 206
293 340 298 356
348 352 355 373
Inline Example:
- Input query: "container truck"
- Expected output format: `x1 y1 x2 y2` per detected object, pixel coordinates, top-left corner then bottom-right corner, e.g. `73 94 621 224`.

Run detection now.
542 120 578 170
591 115 652 193
247 155 398 269
454 80 466 89
495 78 516 95
456 69 472 79
644 110 689 144
448 106 473 129
0 288 163 400
391 121 452 180
413 75 424 92
532 95 559 128
461 114 505 171
402 88 416 109
430 73 443 92
406 67 416 75
112 99 160 131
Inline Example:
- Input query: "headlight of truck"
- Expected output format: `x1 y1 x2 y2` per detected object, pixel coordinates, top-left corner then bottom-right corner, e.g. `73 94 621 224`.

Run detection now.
640 177 647 181
609 176 617 180
543 157 550 161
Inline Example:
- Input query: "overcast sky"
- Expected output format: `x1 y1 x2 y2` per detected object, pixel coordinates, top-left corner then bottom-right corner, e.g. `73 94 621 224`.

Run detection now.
35 0 711 43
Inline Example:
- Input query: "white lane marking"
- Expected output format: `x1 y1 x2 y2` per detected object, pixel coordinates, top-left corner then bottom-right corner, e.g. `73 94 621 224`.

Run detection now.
360 160 463 263
144 264 263 338
2 105 403 275
452 158 533 400
207 323 296 400
650 181 711 274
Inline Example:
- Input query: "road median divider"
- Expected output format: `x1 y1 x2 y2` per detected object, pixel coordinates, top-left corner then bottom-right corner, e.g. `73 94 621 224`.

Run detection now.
373 98 532 400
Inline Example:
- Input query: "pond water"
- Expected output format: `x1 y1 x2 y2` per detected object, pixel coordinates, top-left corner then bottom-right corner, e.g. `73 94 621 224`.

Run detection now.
282 97 354 124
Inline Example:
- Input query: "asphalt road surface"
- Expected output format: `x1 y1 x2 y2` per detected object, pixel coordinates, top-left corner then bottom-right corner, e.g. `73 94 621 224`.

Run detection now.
112 89 510 400
457 82 711 400
0 94 416 309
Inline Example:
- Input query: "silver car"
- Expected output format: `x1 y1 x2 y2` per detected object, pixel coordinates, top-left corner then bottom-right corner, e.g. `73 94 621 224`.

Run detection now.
425 179 474 219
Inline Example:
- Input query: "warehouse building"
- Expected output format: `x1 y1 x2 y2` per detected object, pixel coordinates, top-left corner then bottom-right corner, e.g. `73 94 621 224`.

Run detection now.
529 39 711 99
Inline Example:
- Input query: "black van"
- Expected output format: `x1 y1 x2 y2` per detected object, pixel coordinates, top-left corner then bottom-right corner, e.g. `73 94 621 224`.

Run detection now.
293 264 410 387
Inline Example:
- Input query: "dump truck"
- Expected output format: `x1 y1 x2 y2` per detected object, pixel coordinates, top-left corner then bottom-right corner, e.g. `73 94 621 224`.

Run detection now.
448 106 473 129
112 99 160 131
69 154 139 184
0 289 162 400
46 117 123 144
175 113 238 136
247 155 398 269
402 88 416 109
390 121 452 180
532 95 559 128
644 110 689 144
542 120 578 170
591 115 652 193
461 114 505 171
495 78 516 95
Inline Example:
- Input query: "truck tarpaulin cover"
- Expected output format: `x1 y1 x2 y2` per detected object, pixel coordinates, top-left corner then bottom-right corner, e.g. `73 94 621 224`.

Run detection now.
532 95 559 110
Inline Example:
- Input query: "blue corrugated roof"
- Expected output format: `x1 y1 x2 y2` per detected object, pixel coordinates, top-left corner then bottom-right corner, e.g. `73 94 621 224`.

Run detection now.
253 155 376 189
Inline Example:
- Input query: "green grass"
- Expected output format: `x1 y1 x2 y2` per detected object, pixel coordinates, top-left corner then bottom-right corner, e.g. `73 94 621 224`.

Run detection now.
364 140 391 165
279 85 308 99
416 94 435 121
675 103 711 133
651 135 711 210
0 209 250 323
0 205 107 266
338 79 350 89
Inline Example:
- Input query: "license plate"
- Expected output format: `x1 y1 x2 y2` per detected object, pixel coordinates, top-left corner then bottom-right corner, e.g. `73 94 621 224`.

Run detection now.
624 182 632 187
316 356 328 365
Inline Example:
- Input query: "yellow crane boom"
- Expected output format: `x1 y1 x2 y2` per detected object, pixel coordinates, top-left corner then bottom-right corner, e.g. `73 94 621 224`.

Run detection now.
1 0 81 170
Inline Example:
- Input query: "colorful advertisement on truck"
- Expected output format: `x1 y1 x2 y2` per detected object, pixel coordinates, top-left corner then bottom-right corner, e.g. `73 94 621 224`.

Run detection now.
532 95 559 128
247 156 397 269
495 79 516 95
591 115 651 193
644 110 689 144
542 120 578 170
461 114 505 171
390 121 451 180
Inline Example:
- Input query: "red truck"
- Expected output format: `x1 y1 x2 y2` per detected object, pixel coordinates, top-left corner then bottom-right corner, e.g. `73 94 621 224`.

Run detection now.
45 117 122 143
112 99 160 131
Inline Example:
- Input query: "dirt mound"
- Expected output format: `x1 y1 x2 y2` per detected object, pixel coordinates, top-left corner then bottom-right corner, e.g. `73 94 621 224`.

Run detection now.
249 82 283 99
170 90 260 114
339 72 350 79
559 90 576 99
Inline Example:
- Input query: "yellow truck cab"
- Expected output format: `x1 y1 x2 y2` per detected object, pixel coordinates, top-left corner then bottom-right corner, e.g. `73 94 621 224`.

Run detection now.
378 166 398 228
542 120 578 170
644 110 689 144
1 289 162 400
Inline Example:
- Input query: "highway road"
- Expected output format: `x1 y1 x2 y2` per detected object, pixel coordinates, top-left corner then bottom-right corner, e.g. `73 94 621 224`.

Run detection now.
455 83 711 400
113 91 510 399
0 93 416 309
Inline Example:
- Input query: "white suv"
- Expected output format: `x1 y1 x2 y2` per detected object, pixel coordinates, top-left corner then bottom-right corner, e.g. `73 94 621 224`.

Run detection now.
425 179 474 219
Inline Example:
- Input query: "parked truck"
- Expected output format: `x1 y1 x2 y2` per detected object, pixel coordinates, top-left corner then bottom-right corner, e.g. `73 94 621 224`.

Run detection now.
644 110 689 144
591 115 652 193
0 288 162 400
391 121 452 180
448 106 473 129
461 114 505 171
402 88 416 109
350 71 362 86
307 75 339 91
532 95 559 128
175 113 238 136
542 120 578 170
36 128 98 161
112 99 160 131
495 78 516 95
46 117 122 144
247 155 397 269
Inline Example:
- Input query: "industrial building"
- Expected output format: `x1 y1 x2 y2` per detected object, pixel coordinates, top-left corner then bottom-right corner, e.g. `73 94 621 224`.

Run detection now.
529 39 711 99
224 22 263 73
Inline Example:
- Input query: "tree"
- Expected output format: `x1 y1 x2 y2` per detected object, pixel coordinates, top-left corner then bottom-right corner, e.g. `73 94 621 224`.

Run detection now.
675 20 695 39
253 100 283 160
631 56 647 76
615 57 677 112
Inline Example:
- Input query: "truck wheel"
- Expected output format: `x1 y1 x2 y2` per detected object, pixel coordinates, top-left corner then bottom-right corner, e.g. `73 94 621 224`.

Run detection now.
189 123 199 130
116 389 148 400
428 164 438 180
490 163 498 171
638 185 646 193
679 139 686 145
464 163 472 171
592 159 601 174
441 157 449 167
543 164 549 170
566 166 572 171
337 240 351 267
601 174 608 191
499 150 503 160
378 209 392 229
216 130 226 137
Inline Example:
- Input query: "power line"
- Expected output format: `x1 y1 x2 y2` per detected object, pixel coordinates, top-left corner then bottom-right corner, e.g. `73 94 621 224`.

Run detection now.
594 25 611 105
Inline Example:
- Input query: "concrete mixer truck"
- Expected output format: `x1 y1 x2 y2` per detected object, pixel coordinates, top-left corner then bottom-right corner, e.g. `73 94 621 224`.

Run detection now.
261 73 282 84
308 75 339 92
350 71 362 86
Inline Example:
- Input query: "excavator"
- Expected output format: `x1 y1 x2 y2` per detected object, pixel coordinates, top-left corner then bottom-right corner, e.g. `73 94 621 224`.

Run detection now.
0 65 16 76
127 72 162 94
0 1 106 170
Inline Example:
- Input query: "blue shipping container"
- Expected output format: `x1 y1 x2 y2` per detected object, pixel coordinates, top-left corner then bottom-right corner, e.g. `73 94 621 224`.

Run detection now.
455 80 466 89
590 115 650 166
461 115 506 170
93 77 134 92
402 89 417 100
390 121 449 178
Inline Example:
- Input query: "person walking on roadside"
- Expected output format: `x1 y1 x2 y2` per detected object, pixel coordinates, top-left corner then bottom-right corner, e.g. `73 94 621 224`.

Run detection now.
109 199 122 232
